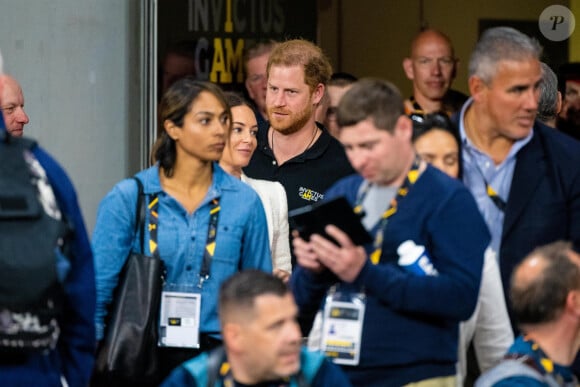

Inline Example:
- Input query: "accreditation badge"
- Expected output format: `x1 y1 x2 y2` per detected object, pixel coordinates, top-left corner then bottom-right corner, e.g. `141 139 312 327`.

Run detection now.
158 285 201 348
320 288 366 366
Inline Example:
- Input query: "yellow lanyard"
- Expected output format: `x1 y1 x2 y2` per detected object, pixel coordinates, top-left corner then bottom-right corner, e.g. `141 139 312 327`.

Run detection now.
354 156 422 265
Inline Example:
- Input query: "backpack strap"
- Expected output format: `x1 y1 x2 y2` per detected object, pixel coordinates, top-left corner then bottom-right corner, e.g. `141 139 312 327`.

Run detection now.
475 357 546 387
206 346 226 387
475 354 571 387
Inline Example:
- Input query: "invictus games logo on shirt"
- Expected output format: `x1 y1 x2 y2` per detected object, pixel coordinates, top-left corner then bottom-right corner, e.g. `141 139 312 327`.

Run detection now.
299 187 323 202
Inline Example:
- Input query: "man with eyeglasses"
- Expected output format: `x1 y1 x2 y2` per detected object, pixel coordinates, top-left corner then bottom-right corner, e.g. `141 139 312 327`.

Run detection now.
243 40 277 131
402 29 467 117
0 74 29 137
324 72 358 138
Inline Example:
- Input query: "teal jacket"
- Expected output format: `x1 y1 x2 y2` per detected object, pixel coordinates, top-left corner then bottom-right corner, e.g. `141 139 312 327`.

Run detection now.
160 347 352 386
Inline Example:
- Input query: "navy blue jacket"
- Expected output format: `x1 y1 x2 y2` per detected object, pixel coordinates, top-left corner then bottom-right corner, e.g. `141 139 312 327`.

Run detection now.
292 166 490 386
0 130 96 387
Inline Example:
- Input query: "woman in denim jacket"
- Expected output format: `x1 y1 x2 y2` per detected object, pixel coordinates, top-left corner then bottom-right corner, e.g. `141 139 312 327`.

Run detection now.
92 79 272 384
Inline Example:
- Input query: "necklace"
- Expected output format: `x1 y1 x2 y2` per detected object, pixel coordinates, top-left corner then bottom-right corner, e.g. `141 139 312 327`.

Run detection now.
270 124 319 156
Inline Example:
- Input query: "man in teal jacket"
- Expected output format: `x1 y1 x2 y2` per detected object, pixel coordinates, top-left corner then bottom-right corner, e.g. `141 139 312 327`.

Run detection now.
161 270 352 387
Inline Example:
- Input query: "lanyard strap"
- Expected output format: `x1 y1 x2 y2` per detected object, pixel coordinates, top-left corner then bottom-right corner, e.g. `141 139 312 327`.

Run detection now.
199 197 221 287
486 183 507 212
147 194 161 259
354 156 422 265
515 336 555 378
409 95 424 114
220 361 296 387
148 194 221 286
409 96 451 117
470 157 507 212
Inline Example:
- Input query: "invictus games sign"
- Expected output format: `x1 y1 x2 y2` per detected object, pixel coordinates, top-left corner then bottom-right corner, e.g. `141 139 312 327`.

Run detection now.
158 0 317 91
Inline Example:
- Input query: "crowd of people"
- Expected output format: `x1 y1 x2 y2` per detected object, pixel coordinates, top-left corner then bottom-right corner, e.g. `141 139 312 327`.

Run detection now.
1 24 580 387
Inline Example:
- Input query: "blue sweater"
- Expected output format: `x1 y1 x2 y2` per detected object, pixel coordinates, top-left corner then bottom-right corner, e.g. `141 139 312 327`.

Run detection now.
0 139 96 387
291 166 490 386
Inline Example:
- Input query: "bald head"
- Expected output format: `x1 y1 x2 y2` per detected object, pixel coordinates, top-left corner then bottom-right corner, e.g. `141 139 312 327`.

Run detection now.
511 241 580 326
409 29 455 58
0 75 29 137
403 29 457 110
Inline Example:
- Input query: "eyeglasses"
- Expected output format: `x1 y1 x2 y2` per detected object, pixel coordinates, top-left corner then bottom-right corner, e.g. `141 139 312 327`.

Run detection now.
409 111 454 132
247 74 266 84
410 111 448 123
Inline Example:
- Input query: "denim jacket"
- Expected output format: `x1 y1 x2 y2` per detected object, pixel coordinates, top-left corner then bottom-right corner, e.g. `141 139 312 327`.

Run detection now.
93 163 272 339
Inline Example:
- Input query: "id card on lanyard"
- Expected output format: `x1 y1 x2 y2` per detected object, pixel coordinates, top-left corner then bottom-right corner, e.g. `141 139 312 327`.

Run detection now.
157 197 221 348
159 289 202 348
321 287 366 366
322 156 423 365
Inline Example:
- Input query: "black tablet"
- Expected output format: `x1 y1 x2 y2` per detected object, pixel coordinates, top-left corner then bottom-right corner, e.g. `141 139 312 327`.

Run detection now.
288 196 373 246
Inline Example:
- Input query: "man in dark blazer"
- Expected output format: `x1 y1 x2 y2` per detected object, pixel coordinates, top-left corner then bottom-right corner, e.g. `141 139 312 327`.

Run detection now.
454 26 580 333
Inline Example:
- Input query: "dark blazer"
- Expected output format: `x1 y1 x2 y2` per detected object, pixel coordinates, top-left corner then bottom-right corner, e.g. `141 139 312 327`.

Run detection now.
499 122 580 305
458 120 580 326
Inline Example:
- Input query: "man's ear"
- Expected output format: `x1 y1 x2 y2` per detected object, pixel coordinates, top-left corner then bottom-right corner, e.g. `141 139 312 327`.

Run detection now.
451 58 459 80
403 58 414 80
468 75 486 102
395 115 413 141
565 290 580 318
556 91 563 115
245 78 255 100
312 83 325 105
222 322 243 352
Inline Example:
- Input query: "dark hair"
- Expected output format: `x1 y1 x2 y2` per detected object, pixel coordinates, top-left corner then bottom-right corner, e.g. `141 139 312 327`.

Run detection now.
410 112 463 178
154 78 230 177
329 72 358 87
219 270 288 321
511 241 580 326
410 112 457 142
223 91 252 109
337 78 403 133
557 62 580 94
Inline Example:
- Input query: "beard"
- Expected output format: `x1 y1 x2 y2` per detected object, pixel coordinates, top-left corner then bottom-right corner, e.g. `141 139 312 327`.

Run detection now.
268 103 314 136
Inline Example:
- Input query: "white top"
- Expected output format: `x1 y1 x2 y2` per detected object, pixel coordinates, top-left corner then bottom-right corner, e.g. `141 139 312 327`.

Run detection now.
241 174 292 273
456 247 514 386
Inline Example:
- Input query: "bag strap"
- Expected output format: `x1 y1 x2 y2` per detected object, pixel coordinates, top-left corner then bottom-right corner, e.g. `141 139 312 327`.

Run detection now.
132 177 146 253
475 355 572 387
206 346 226 387
475 358 545 387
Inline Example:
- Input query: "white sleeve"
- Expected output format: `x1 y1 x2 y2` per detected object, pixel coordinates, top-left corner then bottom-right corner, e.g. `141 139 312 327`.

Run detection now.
472 248 514 372
270 182 292 273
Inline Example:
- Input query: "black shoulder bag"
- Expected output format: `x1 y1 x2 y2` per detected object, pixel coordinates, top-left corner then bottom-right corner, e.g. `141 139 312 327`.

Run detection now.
93 177 165 386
